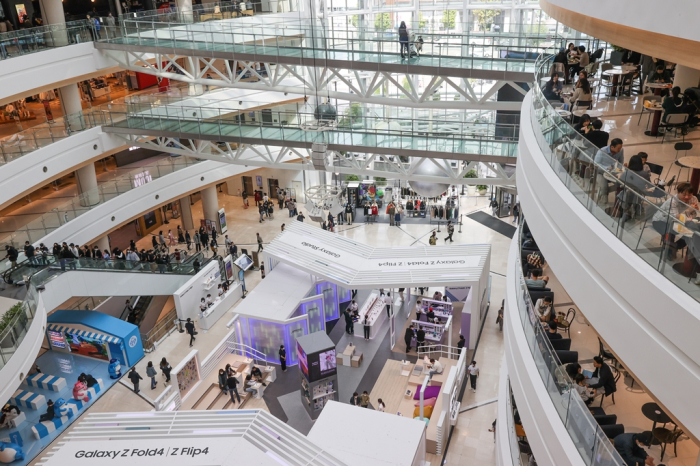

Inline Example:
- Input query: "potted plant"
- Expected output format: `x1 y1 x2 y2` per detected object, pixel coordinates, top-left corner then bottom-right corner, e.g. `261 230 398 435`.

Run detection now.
464 170 478 195
374 177 387 186
476 185 488 196
345 174 360 181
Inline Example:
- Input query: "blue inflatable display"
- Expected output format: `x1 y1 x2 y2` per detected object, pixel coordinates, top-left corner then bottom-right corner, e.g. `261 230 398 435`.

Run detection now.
108 359 121 379
0 441 24 463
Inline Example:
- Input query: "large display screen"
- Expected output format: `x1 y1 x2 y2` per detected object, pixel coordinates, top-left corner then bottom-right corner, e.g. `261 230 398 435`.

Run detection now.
319 349 337 376
65 333 109 361
297 341 309 380
234 254 254 271
143 210 158 229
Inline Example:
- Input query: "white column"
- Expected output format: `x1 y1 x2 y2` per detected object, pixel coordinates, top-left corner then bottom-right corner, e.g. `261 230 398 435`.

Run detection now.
179 195 195 231
41 0 68 46
673 65 700 92
75 163 100 207
58 83 85 131
93 235 110 254
201 186 219 226
175 0 193 22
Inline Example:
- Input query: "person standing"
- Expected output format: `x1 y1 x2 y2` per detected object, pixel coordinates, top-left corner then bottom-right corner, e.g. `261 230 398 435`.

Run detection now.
24 241 36 265
160 357 171 383
344 308 354 335
279 345 286 372
457 335 465 355
467 361 479 392
257 233 263 252
360 391 370 408
398 21 409 59
193 230 201 252
416 326 426 352
185 230 192 250
226 373 241 405
444 221 454 242
345 202 354 225
363 315 371 340
384 292 392 319
4 245 18 268
200 228 209 253
512 203 519 224
388 202 396 226
146 361 158 390
350 392 361 406
404 324 414 353
218 369 228 392
490 198 499 217
185 318 196 347
128 367 142 393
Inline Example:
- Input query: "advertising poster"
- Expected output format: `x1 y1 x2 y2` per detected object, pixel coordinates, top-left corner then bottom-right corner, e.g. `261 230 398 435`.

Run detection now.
225 257 234 281
48 330 67 349
143 210 157 229
256 175 262 187
15 4 26 23
218 208 227 234
297 341 309 380
65 332 109 361
318 349 337 376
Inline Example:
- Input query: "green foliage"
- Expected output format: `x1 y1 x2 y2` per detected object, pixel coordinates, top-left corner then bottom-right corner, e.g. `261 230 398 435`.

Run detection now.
441 10 457 31
0 303 25 336
464 169 478 179
374 177 387 185
476 185 488 191
374 13 392 31
418 12 427 29
474 4 501 32
345 174 360 181
610 44 626 53
338 103 363 128
349 15 359 28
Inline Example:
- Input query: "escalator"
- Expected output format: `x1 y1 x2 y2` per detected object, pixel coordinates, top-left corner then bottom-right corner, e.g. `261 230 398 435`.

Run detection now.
120 295 154 326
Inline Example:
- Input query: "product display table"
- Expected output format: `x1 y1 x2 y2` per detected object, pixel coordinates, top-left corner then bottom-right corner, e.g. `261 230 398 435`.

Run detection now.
198 283 243 330
353 292 387 338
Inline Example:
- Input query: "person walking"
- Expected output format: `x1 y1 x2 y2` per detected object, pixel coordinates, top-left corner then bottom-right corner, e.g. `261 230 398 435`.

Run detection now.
444 221 454 242
193 231 200 252
344 308 354 335
24 241 36 265
128 367 142 393
376 399 386 412
226 373 241 405
345 203 353 225
512 203 520 224
4 245 18 268
259 203 266 223
467 361 480 392
404 324 415 352
384 292 392 319
490 198 499 217
428 231 437 245
256 233 263 252
416 326 425 353
160 357 171 383
279 345 287 372
398 21 409 59
146 361 158 390
363 315 371 340
185 318 196 347
185 231 192 250
360 391 370 408
388 202 396 226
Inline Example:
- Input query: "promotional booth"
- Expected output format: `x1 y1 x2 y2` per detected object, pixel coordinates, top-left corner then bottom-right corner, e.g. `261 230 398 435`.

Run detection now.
46 310 144 367
296 332 339 419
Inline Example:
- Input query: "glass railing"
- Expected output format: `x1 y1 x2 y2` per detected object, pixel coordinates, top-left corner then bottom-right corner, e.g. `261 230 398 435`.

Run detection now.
0 252 204 372
531 51 700 304
0 83 194 165
118 0 300 23
513 223 625 465
105 98 520 156
97 19 556 73
0 20 92 60
0 155 203 252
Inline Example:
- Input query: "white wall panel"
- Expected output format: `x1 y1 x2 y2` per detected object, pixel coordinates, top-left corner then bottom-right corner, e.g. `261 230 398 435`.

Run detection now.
518 91 700 440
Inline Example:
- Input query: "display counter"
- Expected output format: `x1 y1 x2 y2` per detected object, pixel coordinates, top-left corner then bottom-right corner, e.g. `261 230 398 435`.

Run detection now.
198 283 243 330
411 320 446 345
420 298 453 322
353 291 387 339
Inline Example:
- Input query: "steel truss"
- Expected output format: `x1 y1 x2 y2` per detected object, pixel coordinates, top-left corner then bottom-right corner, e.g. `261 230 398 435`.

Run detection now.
115 134 515 186
100 50 528 111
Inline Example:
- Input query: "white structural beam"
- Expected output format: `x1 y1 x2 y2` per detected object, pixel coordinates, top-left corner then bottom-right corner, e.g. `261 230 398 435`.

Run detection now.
99 50 529 111
114 133 515 186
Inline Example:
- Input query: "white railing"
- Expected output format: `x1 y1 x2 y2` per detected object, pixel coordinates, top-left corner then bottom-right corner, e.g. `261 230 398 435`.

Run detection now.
417 343 463 360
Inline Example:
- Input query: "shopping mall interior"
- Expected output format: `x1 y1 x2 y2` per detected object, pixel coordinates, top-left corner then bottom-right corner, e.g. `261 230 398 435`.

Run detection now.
0 0 699 465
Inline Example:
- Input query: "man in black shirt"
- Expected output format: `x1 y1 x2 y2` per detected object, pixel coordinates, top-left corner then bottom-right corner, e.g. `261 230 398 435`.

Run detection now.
24 241 36 265
4 245 18 268
185 318 196 346
416 327 426 352
404 324 415 352
588 356 617 399
546 322 562 340
584 119 610 149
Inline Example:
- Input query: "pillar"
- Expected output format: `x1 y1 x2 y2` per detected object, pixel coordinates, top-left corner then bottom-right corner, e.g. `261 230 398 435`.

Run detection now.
41 0 68 46
93 235 110 254
58 83 85 131
673 64 700 92
75 163 100 207
179 195 195 231
201 186 219 228
175 0 193 22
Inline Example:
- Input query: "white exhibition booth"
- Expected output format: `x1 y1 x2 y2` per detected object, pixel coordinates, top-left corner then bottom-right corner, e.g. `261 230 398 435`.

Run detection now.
262 221 491 351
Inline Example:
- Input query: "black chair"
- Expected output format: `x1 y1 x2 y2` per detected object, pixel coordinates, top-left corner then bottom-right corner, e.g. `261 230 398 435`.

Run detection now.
589 407 606 417
555 350 578 365
674 142 693 160
550 338 571 351
602 424 625 439
599 370 621 407
529 289 553 304
556 308 576 338
653 427 683 461
598 338 617 366
594 414 618 426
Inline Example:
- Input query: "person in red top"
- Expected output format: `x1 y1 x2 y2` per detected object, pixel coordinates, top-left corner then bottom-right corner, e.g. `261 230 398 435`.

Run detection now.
371 202 379 222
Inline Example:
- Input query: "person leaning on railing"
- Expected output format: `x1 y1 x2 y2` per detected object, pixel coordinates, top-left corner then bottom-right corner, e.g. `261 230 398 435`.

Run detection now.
652 181 699 261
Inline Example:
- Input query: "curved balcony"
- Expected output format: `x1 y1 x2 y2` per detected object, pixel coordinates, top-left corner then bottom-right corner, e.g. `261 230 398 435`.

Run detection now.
517 53 700 440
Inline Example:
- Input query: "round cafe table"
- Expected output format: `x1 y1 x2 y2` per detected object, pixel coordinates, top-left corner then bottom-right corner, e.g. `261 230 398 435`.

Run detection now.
677 156 700 194
603 69 631 97
645 81 673 96
643 101 664 137
641 402 672 445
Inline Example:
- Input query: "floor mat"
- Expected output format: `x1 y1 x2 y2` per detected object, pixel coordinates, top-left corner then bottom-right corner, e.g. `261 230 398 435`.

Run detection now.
467 211 517 238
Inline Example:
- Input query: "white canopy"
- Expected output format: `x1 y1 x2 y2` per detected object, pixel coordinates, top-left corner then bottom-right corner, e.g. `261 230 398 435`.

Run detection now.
263 221 490 289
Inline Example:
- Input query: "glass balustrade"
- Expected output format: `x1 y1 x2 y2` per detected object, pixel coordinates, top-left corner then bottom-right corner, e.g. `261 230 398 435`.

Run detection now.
105 98 520 156
0 20 92 61
531 51 700 304
513 223 625 466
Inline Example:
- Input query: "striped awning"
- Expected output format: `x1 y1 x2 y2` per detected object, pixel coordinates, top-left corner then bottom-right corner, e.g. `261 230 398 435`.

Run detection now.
47 323 121 344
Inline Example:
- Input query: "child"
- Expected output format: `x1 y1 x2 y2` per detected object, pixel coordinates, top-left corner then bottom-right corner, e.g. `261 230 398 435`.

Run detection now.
574 374 594 405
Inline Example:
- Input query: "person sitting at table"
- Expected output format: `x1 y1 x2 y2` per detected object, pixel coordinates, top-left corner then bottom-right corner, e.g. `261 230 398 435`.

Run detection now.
244 374 257 394
565 362 582 379
614 433 655 466
250 365 267 386
652 181 699 260
426 307 435 321
577 69 588 82
570 45 589 77
534 296 553 322
546 322 562 340
650 63 672 97
552 48 570 83
542 73 563 101
593 139 625 204
619 155 652 225
584 119 610 149
639 152 652 175
564 78 592 111
566 42 578 59
588 356 617 399
428 358 443 379
525 268 549 289
574 374 595 405
662 86 685 123
573 114 592 134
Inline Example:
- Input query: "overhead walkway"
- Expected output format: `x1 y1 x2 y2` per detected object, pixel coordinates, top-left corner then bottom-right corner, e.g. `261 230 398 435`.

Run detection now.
95 17 549 81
